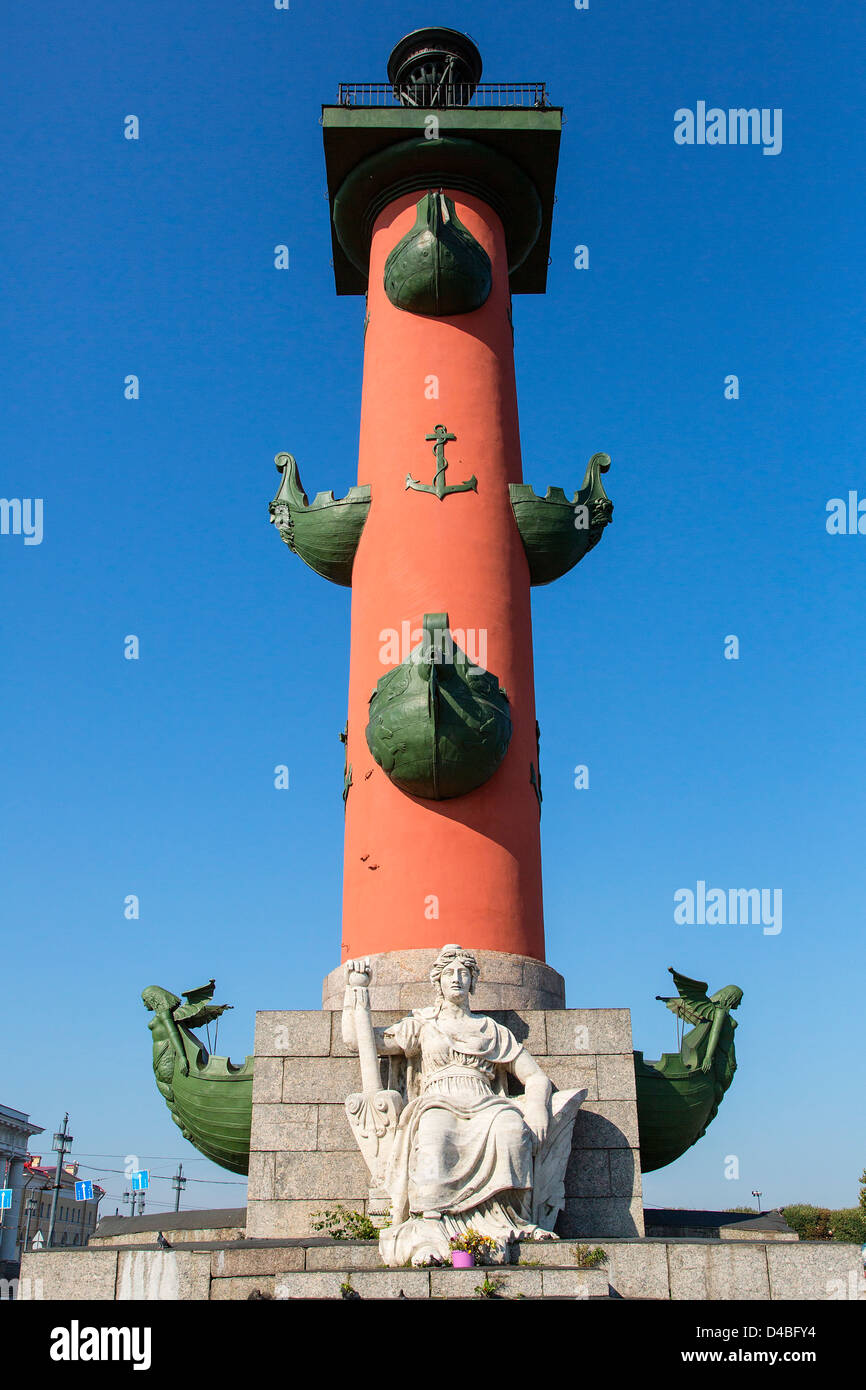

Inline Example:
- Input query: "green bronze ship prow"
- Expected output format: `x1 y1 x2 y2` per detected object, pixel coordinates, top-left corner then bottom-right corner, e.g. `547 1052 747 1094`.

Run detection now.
269 452 371 587
634 968 743 1173
366 611 512 800
142 981 253 1176
384 190 492 317
509 451 613 585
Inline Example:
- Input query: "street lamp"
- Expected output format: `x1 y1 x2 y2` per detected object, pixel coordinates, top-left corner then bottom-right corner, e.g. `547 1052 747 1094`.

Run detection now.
18 1171 50 1255
123 1189 145 1218
17 1175 36 1256
171 1163 186 1212
21 1193 39 1253
46 1114 73 1249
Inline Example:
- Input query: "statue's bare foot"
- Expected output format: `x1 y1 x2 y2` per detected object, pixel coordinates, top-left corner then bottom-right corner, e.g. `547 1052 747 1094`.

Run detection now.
397 1215 449 1267
530 1227 558 1242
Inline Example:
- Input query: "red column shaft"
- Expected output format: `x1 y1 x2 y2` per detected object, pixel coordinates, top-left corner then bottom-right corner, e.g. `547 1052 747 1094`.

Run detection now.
341 190 544 962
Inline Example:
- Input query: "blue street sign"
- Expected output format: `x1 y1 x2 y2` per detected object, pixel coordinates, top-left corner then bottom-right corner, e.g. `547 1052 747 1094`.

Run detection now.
131 1170 149 1191
0 1189 12 1210
74 1180 94 1201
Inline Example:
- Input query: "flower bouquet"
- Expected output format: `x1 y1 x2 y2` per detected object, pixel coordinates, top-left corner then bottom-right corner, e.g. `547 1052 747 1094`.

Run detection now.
449 1228 498 1269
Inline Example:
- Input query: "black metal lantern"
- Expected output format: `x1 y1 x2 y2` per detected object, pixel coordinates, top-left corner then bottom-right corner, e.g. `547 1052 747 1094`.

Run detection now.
387 27 483 107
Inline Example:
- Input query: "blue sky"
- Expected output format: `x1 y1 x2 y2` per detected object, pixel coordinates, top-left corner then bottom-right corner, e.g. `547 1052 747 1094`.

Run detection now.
2 0 864 1219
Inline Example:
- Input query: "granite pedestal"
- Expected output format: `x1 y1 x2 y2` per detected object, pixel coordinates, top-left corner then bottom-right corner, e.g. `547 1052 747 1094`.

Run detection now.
246 1000 644 1241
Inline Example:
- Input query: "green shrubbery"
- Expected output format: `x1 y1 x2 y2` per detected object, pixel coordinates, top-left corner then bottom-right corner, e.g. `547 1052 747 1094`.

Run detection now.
779 1170 866 1242
571 1243 608 1268
782 1204 866 1243
827 1208 866 1243
309 1205 380 1240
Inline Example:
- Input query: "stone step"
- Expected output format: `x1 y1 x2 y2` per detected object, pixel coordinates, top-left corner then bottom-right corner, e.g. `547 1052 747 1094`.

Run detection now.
269 1266 610 1300
22 1238 866 1301
208 1237 612 1276
207 1239 611 1297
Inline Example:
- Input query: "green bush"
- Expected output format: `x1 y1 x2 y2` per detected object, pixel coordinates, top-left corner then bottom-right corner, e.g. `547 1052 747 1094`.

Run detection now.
571 1243 608 1268
782 1173 866 1243
474 1273 505 1299
310 1205 379 1240
828 1208 866 1244
782 1205 834 1241
782 1204 866 1243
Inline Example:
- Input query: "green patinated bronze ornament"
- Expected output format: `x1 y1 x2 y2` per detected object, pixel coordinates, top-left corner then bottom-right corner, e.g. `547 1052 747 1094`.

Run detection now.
340 723 352 805
633 968 743 1173
270 453 371 587
530 721 543 813
509 452 613 586
406 424 477 500
142 981 253 1176
330 134 546 296
530 762 542 812
366 612 511 800
384 190 492 317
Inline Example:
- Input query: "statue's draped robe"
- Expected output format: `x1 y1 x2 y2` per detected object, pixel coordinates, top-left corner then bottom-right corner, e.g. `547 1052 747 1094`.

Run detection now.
382 1008 534 1229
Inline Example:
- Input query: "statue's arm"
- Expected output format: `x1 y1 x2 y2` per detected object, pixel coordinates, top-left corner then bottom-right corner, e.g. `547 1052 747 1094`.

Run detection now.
157 1008 189 1077
340 959 405 1058
701 1006 726 1073
374 1028 405 1056
340 1004 403 1056
511 1047 553 1149
341 993 359 1050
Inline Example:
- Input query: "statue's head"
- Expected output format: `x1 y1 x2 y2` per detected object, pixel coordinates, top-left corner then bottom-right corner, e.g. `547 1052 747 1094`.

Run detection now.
712 984 744 1010
430 944 480 1003
141 985 181 1014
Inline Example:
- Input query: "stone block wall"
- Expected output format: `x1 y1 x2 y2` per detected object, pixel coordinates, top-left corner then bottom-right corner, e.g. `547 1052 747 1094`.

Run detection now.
19 1238 866 1301
321 949 566 1012
245 1007 643 1240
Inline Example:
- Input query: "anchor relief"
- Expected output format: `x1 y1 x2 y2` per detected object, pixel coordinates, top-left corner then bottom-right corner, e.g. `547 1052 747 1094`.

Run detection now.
406 424 477 500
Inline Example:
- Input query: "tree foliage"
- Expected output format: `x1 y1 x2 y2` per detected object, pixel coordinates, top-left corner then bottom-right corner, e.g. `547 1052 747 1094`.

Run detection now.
783 1203 866 1243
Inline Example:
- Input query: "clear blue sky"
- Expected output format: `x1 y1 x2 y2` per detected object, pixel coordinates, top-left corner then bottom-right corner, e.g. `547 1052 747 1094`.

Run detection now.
3 0 864 1219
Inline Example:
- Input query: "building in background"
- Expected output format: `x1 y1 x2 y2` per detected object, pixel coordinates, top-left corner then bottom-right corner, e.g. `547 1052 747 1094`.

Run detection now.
0 1103 44 1276
17 1157 104 1254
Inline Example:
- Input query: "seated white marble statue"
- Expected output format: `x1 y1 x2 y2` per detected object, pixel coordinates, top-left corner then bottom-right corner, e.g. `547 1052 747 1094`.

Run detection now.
342 944 584 1267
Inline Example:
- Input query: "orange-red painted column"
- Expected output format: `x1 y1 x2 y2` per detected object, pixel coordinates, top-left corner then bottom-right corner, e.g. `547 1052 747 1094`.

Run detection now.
341 189 544 962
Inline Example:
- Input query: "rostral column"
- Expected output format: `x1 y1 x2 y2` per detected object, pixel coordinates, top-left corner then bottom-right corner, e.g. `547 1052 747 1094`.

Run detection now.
270 29 612 1007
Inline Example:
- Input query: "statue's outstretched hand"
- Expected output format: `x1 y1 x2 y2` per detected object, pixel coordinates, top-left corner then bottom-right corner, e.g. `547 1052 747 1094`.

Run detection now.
344 958 373 1014
345 958 372 988
525 1102 550 1153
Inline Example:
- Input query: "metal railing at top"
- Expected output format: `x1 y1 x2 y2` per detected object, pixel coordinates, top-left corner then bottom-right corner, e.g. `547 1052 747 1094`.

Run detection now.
335 82 550 109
